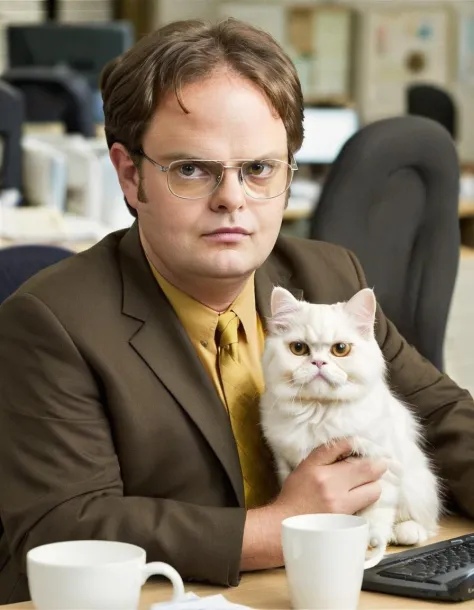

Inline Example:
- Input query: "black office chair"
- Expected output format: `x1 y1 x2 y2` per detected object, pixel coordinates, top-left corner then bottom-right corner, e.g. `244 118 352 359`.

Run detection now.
0 245 73 305
407 83 457 141
309 116 460 371
2 66 95 138
0 79 24 190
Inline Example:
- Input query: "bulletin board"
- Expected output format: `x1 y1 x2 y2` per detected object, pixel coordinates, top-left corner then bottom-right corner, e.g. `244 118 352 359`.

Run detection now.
287 5 354 101
217 2 286 47
359 6 449 119
458 11 474 87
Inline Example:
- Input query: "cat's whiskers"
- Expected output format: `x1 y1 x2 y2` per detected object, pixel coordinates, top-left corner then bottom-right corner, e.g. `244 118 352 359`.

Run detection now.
289 381 306 413
267 394 283 412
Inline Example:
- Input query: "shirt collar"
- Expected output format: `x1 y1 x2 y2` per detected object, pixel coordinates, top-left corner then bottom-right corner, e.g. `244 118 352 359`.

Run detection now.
149 263 258 347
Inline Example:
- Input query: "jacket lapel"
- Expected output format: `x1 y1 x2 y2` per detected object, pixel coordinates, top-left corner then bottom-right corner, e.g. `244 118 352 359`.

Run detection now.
118 224 244 506
255 255 304 328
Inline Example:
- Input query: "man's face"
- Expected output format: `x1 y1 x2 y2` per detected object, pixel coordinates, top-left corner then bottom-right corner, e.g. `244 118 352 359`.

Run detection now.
113 70 289 284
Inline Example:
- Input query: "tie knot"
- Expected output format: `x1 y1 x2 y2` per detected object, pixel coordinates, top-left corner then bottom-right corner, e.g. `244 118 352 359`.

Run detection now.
217 310 239 348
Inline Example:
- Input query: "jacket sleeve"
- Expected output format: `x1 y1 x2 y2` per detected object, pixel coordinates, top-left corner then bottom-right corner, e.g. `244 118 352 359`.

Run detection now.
0 292 245 586
346 249 474 518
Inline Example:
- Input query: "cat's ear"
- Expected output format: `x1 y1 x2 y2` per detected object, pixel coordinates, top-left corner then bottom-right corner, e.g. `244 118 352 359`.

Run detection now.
344 288 377 338
269 287 300 332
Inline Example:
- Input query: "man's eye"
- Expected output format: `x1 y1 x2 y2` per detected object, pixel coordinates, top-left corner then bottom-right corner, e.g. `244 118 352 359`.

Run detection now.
245 162 273 178
248 163 264 175
179 164 197 176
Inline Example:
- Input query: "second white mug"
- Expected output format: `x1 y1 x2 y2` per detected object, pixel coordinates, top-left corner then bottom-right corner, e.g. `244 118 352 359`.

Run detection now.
282 513 385 610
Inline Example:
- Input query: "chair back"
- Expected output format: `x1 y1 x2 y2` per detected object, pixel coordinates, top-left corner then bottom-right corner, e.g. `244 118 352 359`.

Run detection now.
0 244 73 304
407 83 457 140
2 66 95 138
0 80 24 190
309 116 460 371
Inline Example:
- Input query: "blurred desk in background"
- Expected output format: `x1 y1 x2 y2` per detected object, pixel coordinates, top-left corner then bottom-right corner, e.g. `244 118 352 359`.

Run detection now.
459 199 474 253
23 122 105 139
459 199 474 219
0 207 109 253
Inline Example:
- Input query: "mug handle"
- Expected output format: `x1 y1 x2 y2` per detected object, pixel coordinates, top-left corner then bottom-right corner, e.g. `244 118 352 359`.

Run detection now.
140 561 185 601
364 532 386 570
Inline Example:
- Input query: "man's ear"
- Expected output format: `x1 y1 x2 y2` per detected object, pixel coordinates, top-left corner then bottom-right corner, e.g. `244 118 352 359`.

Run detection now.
109 143 142 211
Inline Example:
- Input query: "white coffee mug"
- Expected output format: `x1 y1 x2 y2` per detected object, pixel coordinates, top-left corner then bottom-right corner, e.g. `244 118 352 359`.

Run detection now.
282 514 385 610
27 540 185 610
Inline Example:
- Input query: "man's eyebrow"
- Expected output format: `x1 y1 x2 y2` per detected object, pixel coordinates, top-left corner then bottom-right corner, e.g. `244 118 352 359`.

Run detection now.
160 153 209 162
159 152 288 162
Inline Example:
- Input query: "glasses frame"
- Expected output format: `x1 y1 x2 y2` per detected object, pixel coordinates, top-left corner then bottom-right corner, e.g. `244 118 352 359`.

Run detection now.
134 149 298 200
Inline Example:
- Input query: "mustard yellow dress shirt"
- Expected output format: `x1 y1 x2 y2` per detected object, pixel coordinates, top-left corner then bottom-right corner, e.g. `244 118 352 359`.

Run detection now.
150 268 266 405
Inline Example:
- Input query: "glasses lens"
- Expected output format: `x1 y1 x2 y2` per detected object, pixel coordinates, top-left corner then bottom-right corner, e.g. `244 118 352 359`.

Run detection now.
241 160 292 199
168 160 222 199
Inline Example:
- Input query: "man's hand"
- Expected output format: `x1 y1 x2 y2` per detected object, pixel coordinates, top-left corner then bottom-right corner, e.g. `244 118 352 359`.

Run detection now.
240 438 386 571
275 438 386 516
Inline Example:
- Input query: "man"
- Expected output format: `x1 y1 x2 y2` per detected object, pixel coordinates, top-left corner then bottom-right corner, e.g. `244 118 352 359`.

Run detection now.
0 18 472 604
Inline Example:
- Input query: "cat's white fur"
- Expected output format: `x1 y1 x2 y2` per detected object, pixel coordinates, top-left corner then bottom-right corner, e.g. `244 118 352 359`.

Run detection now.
260 286 440 548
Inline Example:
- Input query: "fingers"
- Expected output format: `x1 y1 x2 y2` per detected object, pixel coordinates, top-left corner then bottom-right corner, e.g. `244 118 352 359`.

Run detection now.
343 456 387 489
307 438 355 466
347 481 383 514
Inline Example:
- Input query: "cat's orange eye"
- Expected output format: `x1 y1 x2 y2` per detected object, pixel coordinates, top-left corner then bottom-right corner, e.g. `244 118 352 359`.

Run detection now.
331 343 352 357
289 341 310 356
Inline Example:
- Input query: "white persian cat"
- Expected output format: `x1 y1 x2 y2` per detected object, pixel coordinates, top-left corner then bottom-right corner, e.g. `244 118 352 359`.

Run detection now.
260 286 440 548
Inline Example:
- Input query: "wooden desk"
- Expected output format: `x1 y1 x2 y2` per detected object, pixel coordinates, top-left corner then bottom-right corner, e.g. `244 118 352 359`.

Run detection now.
0 238 96 253
283 198 474 224
2 516 473 609
461 245 474 259
23 122 105 139
460 199 474 219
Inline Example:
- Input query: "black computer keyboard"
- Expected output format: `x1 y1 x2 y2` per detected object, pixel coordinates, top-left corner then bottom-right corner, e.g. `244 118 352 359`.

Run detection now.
363 532 474 602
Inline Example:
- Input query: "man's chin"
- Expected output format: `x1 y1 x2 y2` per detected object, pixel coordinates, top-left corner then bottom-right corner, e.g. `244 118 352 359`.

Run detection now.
203 251 259 278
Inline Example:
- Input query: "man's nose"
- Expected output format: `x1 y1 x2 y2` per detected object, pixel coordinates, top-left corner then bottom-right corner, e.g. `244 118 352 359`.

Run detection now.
209 167 246 212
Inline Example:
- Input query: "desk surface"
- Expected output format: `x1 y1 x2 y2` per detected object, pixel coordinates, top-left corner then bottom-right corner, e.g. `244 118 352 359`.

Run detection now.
460 199 474 219
284 198 474 223
2 516 473 609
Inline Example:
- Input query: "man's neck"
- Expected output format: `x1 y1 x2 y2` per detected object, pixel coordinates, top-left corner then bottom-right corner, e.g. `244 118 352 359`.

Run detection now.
158 268 249 312
142 244 251 313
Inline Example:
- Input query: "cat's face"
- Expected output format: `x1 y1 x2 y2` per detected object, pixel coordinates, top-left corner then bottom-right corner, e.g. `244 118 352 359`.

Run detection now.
262 288 386 404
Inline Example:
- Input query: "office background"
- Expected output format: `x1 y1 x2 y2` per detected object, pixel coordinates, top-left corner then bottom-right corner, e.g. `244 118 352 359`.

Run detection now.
0 0 473 397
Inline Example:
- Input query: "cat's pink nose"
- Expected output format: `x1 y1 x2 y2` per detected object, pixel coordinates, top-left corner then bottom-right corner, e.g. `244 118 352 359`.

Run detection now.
312 360 327 368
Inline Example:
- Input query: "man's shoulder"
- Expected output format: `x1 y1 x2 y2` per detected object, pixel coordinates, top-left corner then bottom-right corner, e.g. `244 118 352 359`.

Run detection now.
270 234 357 272
268 235 364 302
5 229 128 314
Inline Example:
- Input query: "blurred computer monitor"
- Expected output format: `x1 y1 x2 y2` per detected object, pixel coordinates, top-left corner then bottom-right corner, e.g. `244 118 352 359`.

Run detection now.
7 22 134 90
295 107 359 164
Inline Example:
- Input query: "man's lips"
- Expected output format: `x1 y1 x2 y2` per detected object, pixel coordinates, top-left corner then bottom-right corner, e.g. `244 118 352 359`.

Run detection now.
203 227 251 242
205 227 250 235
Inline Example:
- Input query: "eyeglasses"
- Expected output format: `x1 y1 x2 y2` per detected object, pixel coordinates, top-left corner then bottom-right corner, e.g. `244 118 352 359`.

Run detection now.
135 149 298 200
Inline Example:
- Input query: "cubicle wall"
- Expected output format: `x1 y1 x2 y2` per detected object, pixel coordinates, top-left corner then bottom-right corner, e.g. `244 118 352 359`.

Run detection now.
0 0 113 73
0 1 44 73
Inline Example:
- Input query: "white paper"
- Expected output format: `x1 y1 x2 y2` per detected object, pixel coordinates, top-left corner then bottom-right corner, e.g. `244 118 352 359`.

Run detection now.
150 591 253 610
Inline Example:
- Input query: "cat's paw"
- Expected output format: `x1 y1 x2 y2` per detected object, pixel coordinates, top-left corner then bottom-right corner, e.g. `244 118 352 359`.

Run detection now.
368 524 392 550
393 520 428 546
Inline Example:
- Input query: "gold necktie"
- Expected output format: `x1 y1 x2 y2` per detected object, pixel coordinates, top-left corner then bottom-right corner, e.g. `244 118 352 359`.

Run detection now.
216 310 279 509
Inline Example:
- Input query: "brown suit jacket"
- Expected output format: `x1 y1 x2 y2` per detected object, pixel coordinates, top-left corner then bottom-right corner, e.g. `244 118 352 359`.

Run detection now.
0 224 473 603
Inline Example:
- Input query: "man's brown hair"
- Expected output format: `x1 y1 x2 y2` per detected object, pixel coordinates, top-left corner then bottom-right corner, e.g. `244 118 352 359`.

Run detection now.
100 18 304 214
